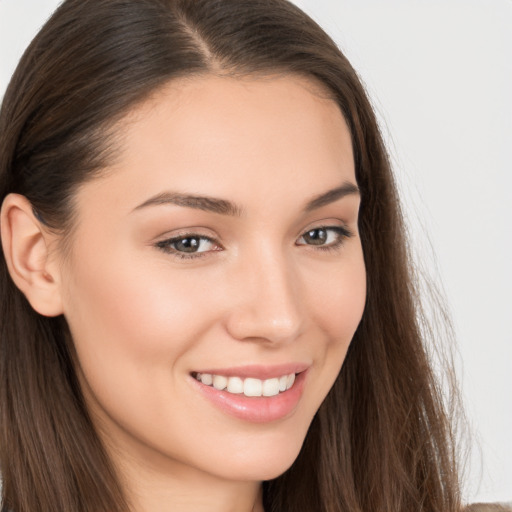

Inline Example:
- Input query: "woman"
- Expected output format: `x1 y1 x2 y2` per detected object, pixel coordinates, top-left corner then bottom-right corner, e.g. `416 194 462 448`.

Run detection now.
0 0 463 511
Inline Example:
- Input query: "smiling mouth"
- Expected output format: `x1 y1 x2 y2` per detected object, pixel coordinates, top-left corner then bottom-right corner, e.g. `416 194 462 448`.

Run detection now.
191 372 296 397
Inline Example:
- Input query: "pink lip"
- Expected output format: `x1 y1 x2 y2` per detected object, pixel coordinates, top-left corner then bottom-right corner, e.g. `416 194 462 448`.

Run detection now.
189 365 309 423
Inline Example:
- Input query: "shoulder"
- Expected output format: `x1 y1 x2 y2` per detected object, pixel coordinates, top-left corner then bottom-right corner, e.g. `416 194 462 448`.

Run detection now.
466 505 512 511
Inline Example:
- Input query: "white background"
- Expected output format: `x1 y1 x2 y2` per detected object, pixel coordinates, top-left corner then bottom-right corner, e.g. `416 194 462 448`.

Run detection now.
1 0 510 504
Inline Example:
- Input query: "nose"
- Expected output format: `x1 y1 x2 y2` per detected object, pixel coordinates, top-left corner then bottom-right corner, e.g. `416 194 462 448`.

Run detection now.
224 248 305 345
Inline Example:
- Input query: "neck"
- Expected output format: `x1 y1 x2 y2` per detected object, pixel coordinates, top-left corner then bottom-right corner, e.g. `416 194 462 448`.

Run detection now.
122 460 264 512
102 432 264 512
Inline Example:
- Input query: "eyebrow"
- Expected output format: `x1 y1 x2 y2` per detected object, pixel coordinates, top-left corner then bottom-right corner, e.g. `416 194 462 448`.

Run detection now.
132 181 359 217
304 181 360 212
133 191 243 216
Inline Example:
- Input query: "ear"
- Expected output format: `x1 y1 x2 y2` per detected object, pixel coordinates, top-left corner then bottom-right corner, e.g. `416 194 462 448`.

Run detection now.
1 193 64 317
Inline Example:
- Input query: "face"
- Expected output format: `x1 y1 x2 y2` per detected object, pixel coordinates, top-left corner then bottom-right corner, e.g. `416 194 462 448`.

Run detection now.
58 75 366 484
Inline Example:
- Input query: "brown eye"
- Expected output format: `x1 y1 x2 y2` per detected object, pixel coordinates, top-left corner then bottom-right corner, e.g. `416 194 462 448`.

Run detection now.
173 237 202 253
156 235 219 258
296 226 352 250
303 228 328 245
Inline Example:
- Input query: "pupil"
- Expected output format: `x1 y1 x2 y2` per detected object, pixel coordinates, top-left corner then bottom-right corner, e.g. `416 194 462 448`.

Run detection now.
177 237 200 252
306 229 327 245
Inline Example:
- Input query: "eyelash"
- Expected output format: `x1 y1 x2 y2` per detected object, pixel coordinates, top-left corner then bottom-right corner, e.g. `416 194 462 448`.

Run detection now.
155 225 353 261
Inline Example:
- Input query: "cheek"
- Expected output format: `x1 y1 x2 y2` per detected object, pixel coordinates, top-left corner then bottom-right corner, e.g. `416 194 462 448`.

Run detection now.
60 251 224 447
310 250 366 342
61 250 218 393
307 249 366 385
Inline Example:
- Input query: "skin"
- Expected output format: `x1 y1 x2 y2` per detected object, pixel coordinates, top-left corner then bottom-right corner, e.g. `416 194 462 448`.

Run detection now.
2 74 366 512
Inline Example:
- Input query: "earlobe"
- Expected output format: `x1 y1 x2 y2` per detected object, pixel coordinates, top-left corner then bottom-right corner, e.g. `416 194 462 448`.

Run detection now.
0 194 64 317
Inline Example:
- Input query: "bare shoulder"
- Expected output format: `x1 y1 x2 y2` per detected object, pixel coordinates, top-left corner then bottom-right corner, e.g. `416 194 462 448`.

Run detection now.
465 504 512 512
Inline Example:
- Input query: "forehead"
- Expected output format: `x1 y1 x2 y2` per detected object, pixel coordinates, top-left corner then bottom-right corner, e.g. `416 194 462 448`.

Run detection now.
77 73 355 218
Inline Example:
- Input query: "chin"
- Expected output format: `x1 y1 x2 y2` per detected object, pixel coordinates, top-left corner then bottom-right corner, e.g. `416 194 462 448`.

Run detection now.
206 429 307 483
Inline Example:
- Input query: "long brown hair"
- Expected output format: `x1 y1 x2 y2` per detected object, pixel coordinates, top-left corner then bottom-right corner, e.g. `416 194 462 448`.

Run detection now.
0 0 462 511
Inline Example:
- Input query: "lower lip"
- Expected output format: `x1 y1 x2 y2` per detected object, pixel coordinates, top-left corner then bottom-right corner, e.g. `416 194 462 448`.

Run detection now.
190 371 307 423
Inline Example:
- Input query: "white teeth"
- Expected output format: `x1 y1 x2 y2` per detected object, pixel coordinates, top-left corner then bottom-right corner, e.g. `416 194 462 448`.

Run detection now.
213 375 228 390
244 378 263 397
227 376 244 394
195 372 297 397
262 378 280 397
201 373 213 386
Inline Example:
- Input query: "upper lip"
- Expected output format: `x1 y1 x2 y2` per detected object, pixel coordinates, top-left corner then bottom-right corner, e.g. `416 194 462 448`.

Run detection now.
191 363 310 380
